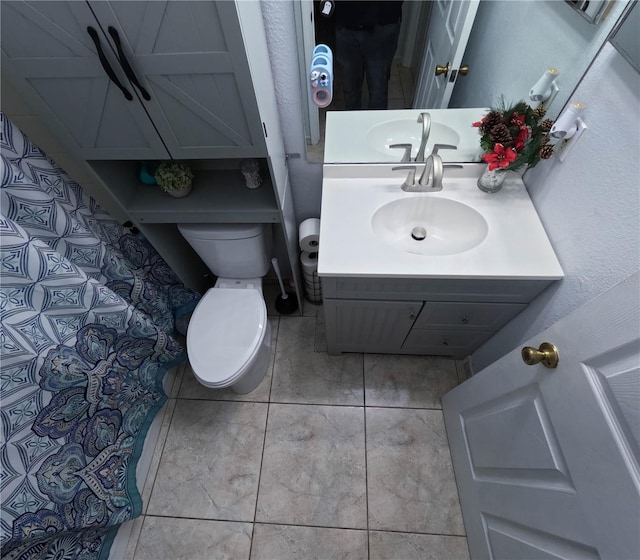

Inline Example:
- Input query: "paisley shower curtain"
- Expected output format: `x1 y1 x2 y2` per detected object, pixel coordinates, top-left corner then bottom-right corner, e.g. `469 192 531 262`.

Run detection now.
0 113 200 559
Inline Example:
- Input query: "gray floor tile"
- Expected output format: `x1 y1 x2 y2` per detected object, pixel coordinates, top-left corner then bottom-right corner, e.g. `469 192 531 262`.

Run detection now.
364 354 459 409
456 359 473 383
250 524 368 560
271 317 364 405
134 516 252 560
366 407 465 535
369 531 470 560
178 318 278 402
315 306 327 352
256 404 367 529
147 400 267 521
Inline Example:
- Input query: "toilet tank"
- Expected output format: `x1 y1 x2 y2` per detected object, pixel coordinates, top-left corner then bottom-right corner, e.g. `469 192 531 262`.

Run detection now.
177 223 271 278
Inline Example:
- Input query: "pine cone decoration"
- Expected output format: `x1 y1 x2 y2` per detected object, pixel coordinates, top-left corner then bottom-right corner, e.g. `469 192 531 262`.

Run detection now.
539 145 554 159
533 105 547 120
540 118 554 133
490 123 512 145
483 111 503 132
541 135 551 145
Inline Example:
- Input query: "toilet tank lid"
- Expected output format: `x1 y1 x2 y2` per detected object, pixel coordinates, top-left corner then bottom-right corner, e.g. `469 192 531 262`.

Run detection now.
177 223 265 240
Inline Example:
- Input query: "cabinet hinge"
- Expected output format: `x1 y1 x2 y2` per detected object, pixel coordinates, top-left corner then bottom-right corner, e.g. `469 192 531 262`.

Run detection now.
263 122 268 137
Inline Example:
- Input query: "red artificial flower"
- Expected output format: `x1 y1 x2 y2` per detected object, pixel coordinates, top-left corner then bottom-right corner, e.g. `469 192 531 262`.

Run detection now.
514 127 530 151
482 143 517 170
472 119 485 128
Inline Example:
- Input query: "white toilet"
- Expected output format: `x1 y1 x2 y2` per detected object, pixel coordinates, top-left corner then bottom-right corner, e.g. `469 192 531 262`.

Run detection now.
177 223 272 394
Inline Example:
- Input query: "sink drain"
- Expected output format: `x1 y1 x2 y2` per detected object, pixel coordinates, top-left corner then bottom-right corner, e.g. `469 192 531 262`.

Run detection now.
411 226 427 241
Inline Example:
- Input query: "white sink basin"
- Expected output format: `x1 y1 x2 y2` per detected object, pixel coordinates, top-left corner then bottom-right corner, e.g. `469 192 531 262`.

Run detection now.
366 119 460 160
371 197 488 256
318 164 565 280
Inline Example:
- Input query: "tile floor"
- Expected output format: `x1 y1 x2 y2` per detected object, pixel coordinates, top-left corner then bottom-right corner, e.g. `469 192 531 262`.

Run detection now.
129 294 471 560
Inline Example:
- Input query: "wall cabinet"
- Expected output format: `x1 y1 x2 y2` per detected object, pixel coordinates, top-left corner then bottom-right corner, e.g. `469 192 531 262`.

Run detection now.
1 1 265 160
322 277 547 358
1 1 302 302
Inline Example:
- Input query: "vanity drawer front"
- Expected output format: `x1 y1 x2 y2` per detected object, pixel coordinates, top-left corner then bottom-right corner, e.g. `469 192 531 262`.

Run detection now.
322 277 551 303
402 329 494 359
413 302 526 331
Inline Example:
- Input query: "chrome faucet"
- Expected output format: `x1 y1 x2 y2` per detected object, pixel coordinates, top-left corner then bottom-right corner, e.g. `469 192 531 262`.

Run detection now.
415 112 431 162
393 147 463 192
393 153 444 192
388 143 412 162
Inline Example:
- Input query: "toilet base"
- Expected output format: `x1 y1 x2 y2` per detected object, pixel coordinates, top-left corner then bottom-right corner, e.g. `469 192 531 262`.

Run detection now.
231 320 272 394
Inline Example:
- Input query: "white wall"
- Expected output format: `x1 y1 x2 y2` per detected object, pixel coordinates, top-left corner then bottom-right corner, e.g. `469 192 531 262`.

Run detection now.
471 41 640 371
261 0 323 221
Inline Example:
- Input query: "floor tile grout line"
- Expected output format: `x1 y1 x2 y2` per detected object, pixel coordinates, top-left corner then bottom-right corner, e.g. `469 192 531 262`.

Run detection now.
248 400 271 559
362 355 371 560
137 513 467 538
247 315 280 558
173 396 445 412
130 515 146 560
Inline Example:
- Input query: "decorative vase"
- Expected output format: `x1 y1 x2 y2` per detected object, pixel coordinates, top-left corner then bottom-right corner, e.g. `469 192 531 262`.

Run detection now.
477 165 507 193
165 183 192 198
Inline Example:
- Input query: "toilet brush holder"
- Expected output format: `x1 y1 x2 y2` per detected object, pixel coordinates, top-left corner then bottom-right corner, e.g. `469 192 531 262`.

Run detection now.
271 257 298 314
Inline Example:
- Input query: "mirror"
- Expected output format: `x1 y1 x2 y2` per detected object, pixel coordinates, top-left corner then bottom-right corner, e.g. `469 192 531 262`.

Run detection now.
297 0 629 163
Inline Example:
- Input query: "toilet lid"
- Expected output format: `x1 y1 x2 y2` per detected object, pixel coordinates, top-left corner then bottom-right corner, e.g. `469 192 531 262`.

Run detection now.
187 289 266 386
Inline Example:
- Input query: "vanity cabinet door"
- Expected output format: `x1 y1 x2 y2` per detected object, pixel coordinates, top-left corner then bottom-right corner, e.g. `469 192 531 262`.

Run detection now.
413 301 526 331
0 0 170 160
324 299 423 354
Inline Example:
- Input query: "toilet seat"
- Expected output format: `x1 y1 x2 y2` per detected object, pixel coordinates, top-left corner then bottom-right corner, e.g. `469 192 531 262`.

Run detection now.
187 288 267 387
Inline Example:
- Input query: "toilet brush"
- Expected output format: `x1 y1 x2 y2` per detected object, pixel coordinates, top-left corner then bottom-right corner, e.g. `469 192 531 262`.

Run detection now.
271 257 298 314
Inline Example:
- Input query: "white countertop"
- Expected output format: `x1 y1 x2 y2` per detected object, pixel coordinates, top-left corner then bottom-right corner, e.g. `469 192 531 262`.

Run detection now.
324 108 489 163
318 164 564 280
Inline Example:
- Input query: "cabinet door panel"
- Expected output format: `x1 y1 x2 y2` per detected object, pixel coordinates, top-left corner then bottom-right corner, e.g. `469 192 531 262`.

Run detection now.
0 0 169 159
92 0 266 159
413 301 526 330
324 299 423 354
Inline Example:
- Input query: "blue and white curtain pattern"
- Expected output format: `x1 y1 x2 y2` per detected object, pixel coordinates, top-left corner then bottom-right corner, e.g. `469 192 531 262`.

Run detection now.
0 113 200 559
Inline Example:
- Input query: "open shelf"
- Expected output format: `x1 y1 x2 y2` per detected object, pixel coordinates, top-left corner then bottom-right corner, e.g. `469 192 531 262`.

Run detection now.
89 161 280 224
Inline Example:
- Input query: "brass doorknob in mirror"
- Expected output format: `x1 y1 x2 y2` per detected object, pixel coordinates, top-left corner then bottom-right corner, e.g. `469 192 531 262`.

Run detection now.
435 62 450 77
458 65 469 76
521 342 559 369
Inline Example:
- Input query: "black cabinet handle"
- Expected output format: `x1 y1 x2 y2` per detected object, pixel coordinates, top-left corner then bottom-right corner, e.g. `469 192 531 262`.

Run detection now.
86 26 133 101
108 26 151 101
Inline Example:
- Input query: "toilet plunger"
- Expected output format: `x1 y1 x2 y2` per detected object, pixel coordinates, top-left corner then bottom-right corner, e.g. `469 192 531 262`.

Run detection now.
271 257 298 314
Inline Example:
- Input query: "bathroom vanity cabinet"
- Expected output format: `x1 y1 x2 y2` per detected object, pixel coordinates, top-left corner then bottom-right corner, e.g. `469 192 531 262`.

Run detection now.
322 277 550 358
1 0 302 302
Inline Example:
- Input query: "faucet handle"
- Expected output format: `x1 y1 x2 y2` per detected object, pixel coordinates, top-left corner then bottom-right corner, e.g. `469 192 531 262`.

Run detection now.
418 154 444 190
392 165 417 189
389 143 413 162
431 143 458 156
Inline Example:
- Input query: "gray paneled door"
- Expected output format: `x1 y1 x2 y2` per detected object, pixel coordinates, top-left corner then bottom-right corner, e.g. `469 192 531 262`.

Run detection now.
0 0 170 160
1 1 266 160
89 0 266 159
443 273 640 559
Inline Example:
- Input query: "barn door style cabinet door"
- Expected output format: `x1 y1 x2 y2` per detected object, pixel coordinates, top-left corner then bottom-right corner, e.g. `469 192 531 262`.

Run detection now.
1 0 267 160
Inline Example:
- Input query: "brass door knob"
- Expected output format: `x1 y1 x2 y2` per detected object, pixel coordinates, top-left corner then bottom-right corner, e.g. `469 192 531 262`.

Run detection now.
459 64 469 76
521 342 559 369
435 62 450 77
